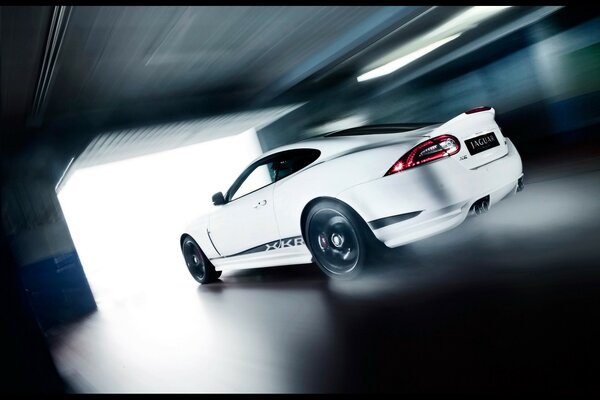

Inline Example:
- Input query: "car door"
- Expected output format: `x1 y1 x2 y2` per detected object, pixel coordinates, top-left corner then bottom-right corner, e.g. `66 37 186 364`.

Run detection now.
208 159 279 257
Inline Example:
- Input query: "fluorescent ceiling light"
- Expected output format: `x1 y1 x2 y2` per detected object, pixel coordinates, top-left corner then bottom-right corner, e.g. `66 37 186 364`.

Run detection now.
357 6 512 82
357 32 462 82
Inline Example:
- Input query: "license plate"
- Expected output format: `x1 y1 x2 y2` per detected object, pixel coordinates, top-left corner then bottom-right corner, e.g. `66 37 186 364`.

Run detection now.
465 132 499 156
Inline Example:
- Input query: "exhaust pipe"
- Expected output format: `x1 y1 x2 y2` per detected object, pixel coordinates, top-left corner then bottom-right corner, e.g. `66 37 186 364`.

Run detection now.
470 195 490 215
516 176 524 193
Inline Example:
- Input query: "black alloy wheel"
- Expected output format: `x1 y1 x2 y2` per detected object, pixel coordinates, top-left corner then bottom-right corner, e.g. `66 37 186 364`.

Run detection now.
305 200 375 279
182 236 221 284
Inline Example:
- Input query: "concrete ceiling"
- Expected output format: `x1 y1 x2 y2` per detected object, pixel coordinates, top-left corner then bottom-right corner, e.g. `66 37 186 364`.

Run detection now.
1 6 411 138
1 5 555 166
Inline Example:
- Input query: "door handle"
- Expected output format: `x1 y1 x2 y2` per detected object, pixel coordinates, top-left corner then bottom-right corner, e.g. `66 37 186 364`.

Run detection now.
253 200 267 208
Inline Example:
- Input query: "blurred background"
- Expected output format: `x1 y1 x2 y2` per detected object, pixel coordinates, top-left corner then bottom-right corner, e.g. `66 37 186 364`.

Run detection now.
1 5 599 393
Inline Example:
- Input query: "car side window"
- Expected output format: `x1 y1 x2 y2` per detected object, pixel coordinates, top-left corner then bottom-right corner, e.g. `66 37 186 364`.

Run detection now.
226 149 320 202
229 162 274 201
271 149 321 182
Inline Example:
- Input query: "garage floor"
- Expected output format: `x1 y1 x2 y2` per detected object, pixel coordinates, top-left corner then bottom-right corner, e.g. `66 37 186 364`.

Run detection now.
48 153 600 393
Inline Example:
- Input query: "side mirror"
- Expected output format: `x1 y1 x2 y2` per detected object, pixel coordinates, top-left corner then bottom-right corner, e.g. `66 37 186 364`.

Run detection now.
212 192 226 206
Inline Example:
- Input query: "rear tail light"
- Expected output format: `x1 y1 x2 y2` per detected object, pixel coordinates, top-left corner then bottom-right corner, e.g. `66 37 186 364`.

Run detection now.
465 106 491 114
385 134 460 176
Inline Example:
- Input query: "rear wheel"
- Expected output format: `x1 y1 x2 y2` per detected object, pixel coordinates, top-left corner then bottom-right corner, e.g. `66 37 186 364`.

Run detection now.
304 200 375 280
181 236 221 284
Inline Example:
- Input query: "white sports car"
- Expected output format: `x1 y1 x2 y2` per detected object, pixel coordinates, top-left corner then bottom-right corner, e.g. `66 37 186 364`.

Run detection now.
181 106 524 283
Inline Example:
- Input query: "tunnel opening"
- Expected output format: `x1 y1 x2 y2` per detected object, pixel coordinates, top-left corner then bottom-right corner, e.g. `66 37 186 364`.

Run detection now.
56 128 265 309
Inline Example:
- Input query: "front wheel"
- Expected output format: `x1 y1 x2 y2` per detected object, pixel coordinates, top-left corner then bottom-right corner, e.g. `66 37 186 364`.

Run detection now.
181 236 221 284
304 200 375 280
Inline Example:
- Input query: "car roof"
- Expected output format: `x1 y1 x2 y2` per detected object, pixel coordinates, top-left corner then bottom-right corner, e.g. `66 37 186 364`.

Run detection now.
255 123 441 162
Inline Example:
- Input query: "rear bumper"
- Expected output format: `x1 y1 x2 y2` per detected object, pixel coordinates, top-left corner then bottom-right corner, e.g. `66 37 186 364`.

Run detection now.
337 138 523 248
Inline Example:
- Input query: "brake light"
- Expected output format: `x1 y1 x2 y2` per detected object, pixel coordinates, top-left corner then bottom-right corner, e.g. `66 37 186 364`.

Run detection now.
385 135 460 176
465 106 492 114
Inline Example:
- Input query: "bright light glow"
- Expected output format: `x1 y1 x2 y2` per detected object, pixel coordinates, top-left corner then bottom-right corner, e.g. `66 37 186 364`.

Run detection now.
357 6 512 82
357 33 462 82
58 128 263 308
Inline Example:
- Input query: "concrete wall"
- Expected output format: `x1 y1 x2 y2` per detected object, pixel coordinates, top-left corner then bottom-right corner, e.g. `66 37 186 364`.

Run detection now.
1 155 96 332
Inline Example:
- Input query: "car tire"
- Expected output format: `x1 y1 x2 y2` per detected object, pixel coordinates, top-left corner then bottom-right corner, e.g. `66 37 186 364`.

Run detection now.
304 199 377 280
181 236 222 284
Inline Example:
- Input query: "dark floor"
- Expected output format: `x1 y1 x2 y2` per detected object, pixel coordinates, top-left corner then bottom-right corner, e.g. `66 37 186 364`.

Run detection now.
48 153 600 393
